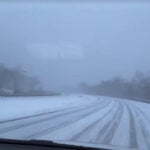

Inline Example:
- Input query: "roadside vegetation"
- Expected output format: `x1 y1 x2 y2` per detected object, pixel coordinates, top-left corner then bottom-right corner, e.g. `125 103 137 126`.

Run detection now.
0 64 59 96
78 71 150 103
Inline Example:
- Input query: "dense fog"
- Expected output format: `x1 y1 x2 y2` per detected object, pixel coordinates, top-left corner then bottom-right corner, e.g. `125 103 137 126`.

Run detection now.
0 2 150 99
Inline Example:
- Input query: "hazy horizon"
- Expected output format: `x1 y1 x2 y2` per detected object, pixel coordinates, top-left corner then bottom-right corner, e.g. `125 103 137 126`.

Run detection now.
0 2 150 90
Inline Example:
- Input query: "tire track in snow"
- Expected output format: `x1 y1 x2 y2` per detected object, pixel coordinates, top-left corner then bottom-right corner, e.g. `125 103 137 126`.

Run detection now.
0 99 109 139
110 102 130 147
134 111 150 150
130 103 150 125
126 103 150 150
69 101 119 142
95 102 123 144
0 109 65 124
24 100 114 140
33 101 116 141
132 107 150 146
125 104 138 149
0 97 100 124
0 99 105 135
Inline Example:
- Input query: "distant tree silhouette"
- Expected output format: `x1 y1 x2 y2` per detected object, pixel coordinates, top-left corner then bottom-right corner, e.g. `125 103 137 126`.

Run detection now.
0 64 41 95
78 71 150 103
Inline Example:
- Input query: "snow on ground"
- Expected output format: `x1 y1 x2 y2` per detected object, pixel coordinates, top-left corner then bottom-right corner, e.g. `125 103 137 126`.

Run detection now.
0 94 150 150
0 94 97 122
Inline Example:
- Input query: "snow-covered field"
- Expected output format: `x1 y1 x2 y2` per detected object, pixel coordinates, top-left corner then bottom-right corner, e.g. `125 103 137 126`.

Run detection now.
0 94 150 150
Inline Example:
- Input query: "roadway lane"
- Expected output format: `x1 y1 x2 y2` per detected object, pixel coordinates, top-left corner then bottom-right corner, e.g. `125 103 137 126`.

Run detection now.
0 95 150 150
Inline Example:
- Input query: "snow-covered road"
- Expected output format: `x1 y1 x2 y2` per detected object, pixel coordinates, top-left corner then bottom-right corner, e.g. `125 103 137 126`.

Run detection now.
0 95 150 150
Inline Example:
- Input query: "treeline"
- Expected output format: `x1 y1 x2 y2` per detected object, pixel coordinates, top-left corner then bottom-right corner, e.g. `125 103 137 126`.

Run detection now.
78 71 150 103
0 64 41 96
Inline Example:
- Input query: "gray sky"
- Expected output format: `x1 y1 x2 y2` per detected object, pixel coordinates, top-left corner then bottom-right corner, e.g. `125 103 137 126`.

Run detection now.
0 2 150 90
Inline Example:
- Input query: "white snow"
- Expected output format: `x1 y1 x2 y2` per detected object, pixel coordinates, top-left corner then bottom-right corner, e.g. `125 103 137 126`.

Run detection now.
0 94 150 150
0 94 97 122
110 103 130 146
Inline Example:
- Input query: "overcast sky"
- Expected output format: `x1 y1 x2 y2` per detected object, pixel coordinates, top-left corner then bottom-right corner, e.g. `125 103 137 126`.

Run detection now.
0 2 150 90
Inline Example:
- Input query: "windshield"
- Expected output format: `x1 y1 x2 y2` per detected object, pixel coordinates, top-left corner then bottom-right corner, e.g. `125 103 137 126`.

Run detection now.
0 1 150 150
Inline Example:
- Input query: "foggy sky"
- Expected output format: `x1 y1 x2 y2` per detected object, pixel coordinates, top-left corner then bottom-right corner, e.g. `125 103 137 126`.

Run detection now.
0 2 150 90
